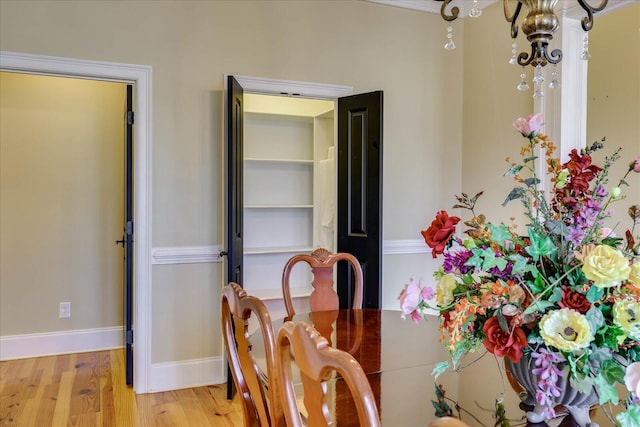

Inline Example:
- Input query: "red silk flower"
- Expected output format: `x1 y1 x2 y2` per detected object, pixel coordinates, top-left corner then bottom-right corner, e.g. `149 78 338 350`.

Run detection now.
421 210 460 258
482 317 528 363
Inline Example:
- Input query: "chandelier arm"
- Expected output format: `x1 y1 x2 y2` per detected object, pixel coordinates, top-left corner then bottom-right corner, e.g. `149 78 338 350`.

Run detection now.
516 42 561 67
576 0 609 31
517 49 535 67
440 0 459 22
546 48 563 65
503 0 523 39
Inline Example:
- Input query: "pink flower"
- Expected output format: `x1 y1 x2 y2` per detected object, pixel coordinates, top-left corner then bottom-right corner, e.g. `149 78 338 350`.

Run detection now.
631 156 640 173
398 277 423 323
513 113 543 137
398 278 434 324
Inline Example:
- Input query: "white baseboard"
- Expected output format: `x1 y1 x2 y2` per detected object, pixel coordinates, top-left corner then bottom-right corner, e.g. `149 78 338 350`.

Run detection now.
0 326 123 361
148 356 226 393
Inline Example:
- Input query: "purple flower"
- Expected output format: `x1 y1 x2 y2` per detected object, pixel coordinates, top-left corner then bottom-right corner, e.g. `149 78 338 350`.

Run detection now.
530 348 566 416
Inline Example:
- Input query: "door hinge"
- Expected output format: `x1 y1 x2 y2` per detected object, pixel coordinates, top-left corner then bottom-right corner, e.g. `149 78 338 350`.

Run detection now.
126 220 134 236
127 110 135 125
126 330 133 345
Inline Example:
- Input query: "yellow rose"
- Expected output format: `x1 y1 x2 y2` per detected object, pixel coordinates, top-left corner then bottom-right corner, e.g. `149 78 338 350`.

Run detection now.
436 274 456 306
628 262 640 288
613 299 640 341
582 245 631 288
539 308 594 351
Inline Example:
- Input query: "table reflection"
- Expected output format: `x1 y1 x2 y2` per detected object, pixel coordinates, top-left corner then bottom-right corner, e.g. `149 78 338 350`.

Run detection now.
254 309 611 426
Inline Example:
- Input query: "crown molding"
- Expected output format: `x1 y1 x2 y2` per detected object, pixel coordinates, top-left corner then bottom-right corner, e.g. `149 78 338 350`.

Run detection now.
364 0 496 15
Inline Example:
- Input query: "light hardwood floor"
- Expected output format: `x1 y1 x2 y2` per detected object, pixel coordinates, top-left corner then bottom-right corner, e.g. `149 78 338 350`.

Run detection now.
0 349 243 426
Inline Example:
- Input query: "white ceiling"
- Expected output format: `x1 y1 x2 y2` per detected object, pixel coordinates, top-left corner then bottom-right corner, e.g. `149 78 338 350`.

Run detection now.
365 0 636 19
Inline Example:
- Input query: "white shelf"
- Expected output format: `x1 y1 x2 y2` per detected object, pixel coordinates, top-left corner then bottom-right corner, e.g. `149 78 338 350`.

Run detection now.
245 157 313 165
244 246 313 255
245 204 313 209
241 93 335 295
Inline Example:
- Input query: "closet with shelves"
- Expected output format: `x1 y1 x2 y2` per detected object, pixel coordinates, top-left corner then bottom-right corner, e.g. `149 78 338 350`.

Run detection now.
242 94 336 300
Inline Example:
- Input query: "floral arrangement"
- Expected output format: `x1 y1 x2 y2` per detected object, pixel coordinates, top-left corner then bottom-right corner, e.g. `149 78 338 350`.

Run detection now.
400 113 640 426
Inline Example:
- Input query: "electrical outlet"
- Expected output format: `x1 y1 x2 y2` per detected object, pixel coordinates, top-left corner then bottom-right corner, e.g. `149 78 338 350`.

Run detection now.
59 302 71 318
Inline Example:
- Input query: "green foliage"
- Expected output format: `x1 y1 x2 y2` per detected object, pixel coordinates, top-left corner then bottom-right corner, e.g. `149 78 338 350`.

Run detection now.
525 228 557 262
617 404 640 427
432 383 453 418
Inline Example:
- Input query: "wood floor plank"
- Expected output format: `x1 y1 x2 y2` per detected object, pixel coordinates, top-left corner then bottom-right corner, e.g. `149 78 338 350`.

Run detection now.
69 352 100 416
51 369 74 426
34 382 60 427
0 350 244 426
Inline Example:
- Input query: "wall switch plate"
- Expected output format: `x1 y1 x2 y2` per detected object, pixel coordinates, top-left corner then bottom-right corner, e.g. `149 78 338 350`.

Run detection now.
59 302 71 318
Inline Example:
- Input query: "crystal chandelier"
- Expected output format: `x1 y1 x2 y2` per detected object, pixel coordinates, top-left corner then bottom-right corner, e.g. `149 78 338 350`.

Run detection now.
438 0 609 67
437 0 609 97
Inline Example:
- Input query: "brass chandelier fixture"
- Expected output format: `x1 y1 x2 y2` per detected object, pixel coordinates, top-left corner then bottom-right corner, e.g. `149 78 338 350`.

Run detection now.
437 0 609 68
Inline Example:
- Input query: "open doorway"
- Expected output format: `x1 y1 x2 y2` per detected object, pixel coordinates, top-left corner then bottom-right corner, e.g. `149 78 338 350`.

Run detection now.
0 71 126 363
0 51 152 393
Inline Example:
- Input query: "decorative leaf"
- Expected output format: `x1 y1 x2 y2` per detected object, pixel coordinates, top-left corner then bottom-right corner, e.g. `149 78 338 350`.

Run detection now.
528 272 546 294
601 236 624 247
601 359 625 385
504 164 523 177
594 372 620 405
496 311 509 333
586 306 605 334
523 300 554 315
544 219 569 236
616 405 640 427
432 361 450 380
480 247 508 271
548 286 563 303
586 285 605 303
524 177 540 187
508 254 529 274
502 187 526 207
569 374 594 394
525 228 557 262
465 249 485 270
487 224 513 247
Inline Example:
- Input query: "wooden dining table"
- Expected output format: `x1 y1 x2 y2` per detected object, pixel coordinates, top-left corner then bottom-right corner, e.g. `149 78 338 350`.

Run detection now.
254 308 596 427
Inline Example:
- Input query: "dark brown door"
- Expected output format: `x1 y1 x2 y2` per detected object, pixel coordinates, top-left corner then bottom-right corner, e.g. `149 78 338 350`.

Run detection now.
337 91 383 309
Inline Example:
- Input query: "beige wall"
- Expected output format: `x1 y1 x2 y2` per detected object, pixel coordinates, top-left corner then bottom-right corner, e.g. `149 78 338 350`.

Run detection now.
0 1 464 363
587 3 640 235
0 72 125 335
456 2 532 421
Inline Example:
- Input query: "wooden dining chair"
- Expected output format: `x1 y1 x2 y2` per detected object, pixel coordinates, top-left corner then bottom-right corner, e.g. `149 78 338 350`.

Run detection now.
221 282 284 427
281 248 364 318
276 320 381 427
428 417 470 427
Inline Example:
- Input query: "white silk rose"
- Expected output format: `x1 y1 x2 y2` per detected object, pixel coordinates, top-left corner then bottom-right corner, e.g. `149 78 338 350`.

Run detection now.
582 245 631 288
624 362 640 397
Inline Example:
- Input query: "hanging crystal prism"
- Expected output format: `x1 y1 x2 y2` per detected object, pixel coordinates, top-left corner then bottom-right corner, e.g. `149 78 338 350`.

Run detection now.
509 42 518 65
468 0 482 18
533 85 544 98
580 33 591 60
549 65 561 89
444 26 456 50
532 64 544 84
517 68 530 91
533 65 544 98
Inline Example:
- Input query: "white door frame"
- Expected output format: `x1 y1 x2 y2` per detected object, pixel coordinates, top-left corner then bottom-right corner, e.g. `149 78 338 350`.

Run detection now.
0 51 152 393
